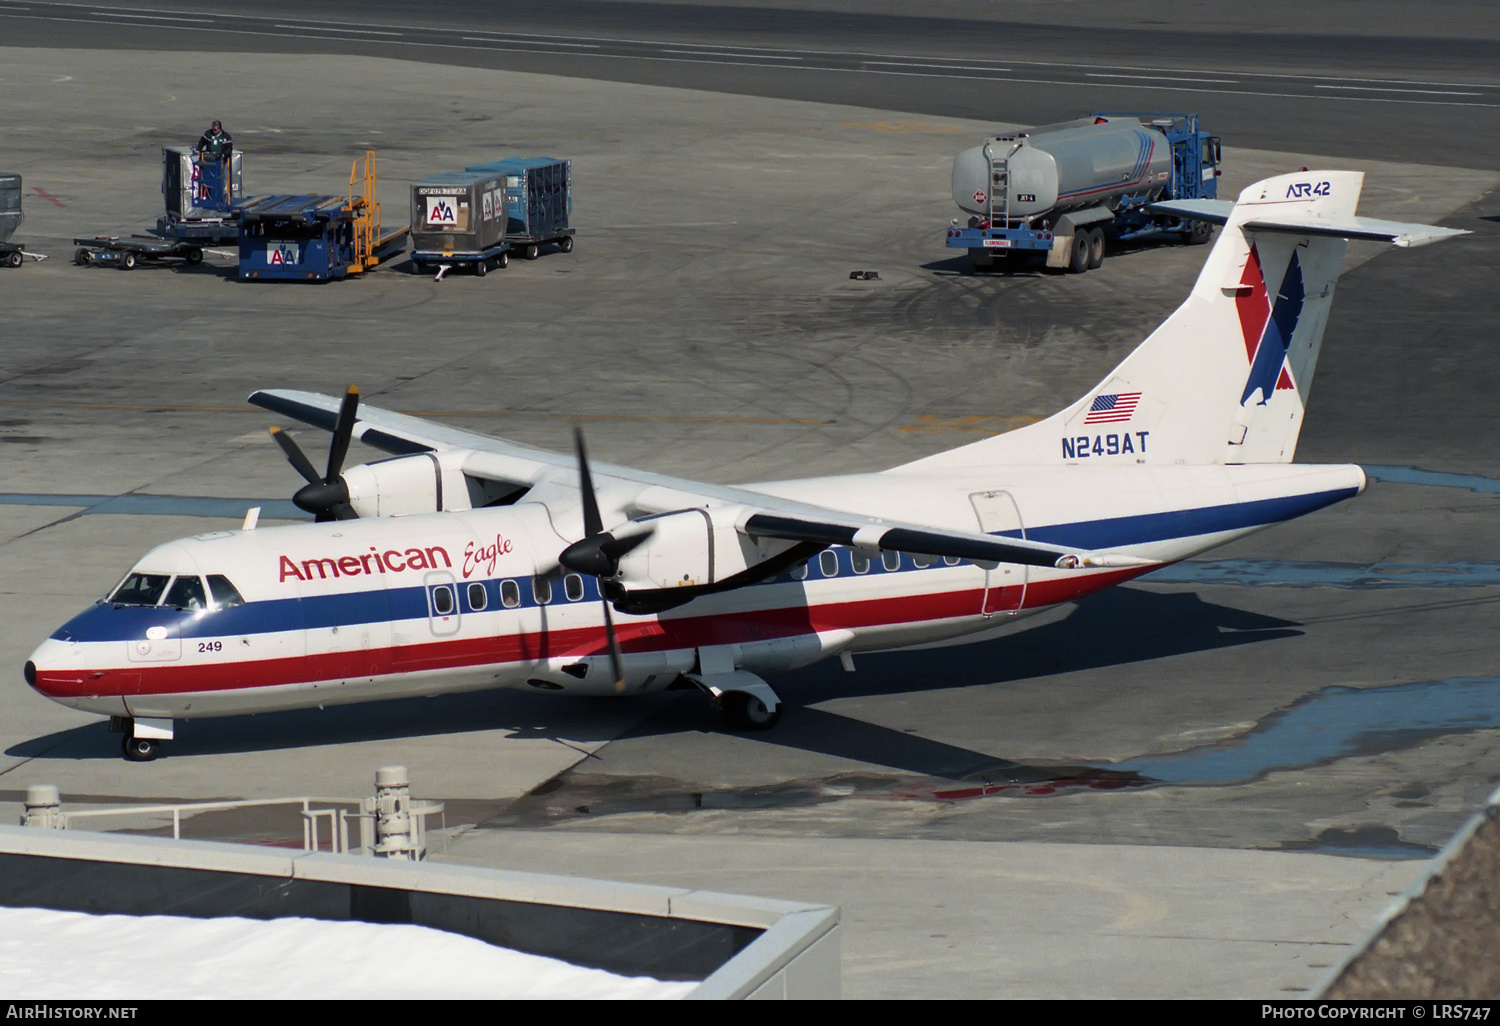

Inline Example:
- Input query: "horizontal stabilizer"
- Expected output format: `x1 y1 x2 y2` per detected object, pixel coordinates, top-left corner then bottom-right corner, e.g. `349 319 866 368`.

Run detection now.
1146 198 1235 225
1147 199 1468 248
1239 214 1468 248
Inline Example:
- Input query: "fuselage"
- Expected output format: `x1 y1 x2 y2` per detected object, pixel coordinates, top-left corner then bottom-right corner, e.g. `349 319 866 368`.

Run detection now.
26 461 1364 722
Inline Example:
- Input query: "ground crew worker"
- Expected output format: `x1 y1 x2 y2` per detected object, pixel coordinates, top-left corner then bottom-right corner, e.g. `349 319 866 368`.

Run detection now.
196 120 232 161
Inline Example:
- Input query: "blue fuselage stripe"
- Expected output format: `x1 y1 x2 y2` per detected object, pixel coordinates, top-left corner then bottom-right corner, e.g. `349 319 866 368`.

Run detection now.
54 486 1356 643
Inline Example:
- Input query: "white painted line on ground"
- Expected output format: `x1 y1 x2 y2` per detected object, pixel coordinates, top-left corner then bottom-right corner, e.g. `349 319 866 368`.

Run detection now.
1313 84 1483 96
274 25 404 36
660 49 804 61
93 11 212 22
461 37 599 48
862 61 1011 73
1086 73 1239 84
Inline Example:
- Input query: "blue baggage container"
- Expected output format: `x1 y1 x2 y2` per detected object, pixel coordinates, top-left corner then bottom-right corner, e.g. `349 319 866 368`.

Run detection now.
464 157 572 246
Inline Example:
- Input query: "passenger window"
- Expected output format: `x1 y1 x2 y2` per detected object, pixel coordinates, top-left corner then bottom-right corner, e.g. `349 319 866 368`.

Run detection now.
534 576 552 605
819 551 839 578
431 586 455 617
851 553 869 574
790 562 808 581
501 580 520 608
467 583 488 611
944 556 961 567
912 555 931 569
163 575 208 611
882 550 901 572
564 574 585 602
207 575 245 609
110 573 171 607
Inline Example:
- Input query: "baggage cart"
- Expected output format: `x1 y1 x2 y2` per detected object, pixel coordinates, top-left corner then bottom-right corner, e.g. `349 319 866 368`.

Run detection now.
0 172 46 268
71 234 210 270
409 170 512 278
464 157 574 259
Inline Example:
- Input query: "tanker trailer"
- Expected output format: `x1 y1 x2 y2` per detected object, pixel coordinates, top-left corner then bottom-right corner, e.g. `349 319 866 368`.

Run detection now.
944 113 1220 272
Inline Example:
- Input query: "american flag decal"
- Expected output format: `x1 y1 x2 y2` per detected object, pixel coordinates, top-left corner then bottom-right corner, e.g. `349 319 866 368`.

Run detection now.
1084 392 1141 424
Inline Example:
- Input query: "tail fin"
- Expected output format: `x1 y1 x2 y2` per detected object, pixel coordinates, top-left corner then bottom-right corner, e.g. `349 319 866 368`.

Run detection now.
900 170 1467 471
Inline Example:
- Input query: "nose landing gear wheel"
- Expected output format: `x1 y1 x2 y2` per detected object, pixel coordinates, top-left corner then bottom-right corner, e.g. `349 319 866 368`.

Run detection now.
720 691 783 731
123 735 160 761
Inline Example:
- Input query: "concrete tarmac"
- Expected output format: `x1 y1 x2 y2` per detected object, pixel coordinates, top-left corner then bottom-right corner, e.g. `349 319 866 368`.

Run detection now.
0 35 1497 999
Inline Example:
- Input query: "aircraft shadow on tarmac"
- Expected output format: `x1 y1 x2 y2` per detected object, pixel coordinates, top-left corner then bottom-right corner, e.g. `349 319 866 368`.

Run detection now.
7 686 660 762
8 586 1298 767
622 586 1304 781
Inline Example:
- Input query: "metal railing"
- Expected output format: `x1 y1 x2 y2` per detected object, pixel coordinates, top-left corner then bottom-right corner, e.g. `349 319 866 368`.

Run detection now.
20 766 446 860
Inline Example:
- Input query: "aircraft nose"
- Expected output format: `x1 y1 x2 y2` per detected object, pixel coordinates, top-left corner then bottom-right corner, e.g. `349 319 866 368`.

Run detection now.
25 637 83 696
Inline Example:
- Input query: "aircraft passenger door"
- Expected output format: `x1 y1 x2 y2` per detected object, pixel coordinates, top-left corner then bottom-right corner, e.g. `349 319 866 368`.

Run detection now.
969 491 1027 616
423 571 462 637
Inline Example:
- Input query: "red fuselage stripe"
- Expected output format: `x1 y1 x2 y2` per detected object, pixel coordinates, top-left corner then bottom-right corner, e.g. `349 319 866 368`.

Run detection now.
34 567 1151 698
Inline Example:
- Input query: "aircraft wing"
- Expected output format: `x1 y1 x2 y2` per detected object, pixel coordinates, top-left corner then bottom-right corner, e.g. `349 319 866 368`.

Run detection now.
249 389 1136 570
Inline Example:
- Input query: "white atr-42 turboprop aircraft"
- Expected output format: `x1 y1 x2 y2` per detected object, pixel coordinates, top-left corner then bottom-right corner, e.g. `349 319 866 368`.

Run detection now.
26 171 1465 760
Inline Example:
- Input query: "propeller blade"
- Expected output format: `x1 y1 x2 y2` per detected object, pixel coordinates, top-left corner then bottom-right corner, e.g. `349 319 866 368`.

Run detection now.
325 385 360 483
269 427 322 486
600 595 625 692
574 427 604 539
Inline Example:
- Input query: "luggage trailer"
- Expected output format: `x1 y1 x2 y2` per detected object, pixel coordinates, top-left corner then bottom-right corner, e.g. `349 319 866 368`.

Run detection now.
0 172 47 269
409 170 513 279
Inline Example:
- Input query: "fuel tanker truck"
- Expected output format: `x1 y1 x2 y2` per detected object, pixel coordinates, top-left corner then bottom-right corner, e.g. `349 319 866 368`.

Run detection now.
944 112 1221 272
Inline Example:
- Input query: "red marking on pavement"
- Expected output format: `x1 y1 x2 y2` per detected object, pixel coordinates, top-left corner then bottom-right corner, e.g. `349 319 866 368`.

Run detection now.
31 187 65 208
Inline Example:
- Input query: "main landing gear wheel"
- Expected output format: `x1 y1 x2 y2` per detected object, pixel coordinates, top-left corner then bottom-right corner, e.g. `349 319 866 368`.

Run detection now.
720 691 782 731
123 735 160 761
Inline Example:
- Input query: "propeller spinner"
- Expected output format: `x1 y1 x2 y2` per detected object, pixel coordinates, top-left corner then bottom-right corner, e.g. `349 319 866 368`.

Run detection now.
269 385 361 522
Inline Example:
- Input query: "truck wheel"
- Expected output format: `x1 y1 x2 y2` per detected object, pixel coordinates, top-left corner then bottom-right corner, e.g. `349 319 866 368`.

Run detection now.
1068 231 1090 273
1087 228 1105 269
559 236 574 254
1188 220 1214 246
523 243 539 260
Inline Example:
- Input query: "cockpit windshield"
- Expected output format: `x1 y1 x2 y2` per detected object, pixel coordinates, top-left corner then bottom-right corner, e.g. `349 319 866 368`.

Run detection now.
163 575 209 611
109 573 171 607
108 573 246 610
207 575 245 609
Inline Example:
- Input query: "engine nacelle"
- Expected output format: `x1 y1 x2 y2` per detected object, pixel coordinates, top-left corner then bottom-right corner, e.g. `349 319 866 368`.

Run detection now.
615 509 714 589
342 450 501 518
612 504 803 592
